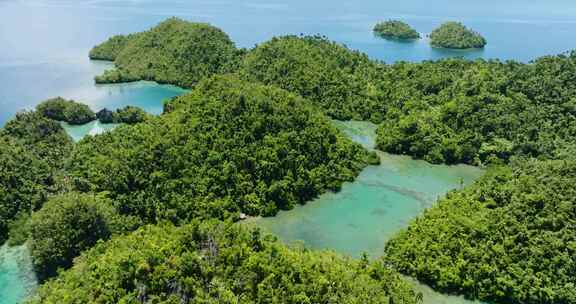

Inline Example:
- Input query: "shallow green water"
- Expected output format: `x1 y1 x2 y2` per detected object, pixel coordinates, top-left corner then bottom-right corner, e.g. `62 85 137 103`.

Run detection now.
61 120 121 142
256 121 483 258
0 245 37 304
252 121 485 304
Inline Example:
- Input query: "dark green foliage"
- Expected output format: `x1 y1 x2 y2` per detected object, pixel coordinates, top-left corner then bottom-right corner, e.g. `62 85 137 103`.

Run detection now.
429 22 486 49
92 17 240 88
36 97 96 125
68 75 372 224
30 221 418 304
239 35 387 122
375 54 576 165
0 111 74 244
1 110 73 167
97 106 150 124
89 34 136 61
384 159 576 303
29 193 126 280
373 20 420 40
95 108 114 123
0 136 50 244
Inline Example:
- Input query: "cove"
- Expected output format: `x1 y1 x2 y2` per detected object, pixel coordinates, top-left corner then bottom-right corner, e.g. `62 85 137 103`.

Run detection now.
250 121 485 303
61 120 121 142
0 245 37 304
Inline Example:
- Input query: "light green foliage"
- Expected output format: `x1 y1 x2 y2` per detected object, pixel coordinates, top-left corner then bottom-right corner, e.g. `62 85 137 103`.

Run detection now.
384 159 576 303
29 193 128 280
30 221 418 304
373 20 420 40
240 35 387 122
68 75 372 223
92 18 241 88
36 97 96 125
429 22 486 49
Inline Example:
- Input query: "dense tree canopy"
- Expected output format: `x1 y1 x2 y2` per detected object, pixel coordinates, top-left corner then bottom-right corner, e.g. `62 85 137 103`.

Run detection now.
0 111 74 244
89 34 137 61
375 53 576 165
29 221 418 304
36 97 96 125
67 75 374 224
3 18 576 304
384 158 576 303
96 106 150 124
28 193 128 280
239 35 387 122
1 110 74 167
0 136 50 244
428 22 486 49
373 20 420 40
92 18 241 88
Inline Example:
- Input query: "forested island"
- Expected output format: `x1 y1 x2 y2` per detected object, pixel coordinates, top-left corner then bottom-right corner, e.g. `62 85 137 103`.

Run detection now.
428 22 487 49
1 17 575 304
373 20 420 40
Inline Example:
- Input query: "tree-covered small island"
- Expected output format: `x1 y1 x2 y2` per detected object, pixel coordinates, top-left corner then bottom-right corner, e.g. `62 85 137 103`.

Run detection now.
428 22 486 49
91 17 241 88
373 20 420 40
36 97 96 125
3 17 576 304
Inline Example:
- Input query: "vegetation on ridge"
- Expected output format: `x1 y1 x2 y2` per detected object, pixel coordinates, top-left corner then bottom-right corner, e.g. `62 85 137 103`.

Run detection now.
239 35 387 122
29 221 419 304
29 193 130 280
384 158 576 303
67 75 374 224
2 17 575 304
0 111 74 244
92 18 241 88
36 97 96 125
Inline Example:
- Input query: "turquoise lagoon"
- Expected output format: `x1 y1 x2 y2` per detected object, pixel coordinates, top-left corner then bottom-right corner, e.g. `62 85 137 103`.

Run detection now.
251 121 485 304
0 245 36 304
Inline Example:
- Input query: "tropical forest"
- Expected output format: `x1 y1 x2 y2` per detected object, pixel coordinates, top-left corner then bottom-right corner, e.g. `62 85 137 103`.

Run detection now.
0 3 575 304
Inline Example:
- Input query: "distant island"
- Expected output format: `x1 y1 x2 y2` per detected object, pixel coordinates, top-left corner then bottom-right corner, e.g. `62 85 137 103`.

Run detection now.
373 20 420 40
2 17 576 304
90 18 239 88
428 22 486 49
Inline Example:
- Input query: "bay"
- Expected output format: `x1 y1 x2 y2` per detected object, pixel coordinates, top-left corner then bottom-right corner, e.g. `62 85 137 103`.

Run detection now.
249 121 485 304
60 120 121 142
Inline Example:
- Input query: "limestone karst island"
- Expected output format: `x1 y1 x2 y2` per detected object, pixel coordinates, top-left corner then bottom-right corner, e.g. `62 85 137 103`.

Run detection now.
1 2 575 304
